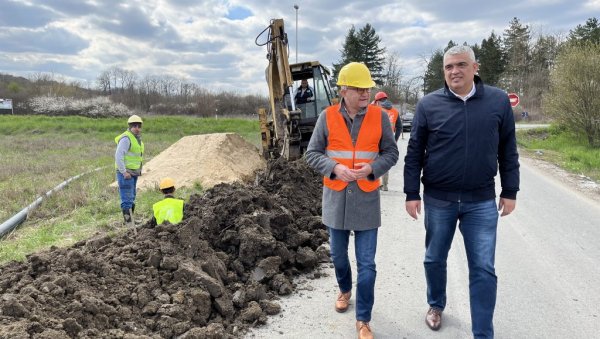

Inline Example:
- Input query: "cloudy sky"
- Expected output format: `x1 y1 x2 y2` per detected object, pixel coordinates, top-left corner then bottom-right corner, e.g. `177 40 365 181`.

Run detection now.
0 0 598 95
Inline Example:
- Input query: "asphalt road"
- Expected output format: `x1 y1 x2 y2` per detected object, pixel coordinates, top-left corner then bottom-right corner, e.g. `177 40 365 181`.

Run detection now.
247 138 600 338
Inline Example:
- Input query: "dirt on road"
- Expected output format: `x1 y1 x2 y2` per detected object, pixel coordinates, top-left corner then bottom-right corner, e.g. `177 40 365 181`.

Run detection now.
0 158 328 338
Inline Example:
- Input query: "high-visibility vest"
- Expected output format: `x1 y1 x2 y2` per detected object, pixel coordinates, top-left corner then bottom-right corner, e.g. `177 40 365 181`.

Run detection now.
114 130 144 170
385 107 400 132
324 104 382 192
153 198 184 225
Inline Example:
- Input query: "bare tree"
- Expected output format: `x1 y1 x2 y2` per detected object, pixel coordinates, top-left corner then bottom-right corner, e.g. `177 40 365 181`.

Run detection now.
544 42 600 146
96 70 111 94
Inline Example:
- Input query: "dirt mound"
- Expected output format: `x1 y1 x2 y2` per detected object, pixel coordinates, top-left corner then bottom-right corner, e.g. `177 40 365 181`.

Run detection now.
118 133 266 190
0 159 328 338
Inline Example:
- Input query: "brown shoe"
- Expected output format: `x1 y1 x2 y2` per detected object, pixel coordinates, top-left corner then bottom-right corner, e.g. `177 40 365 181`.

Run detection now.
425 307 442 331
356 321 374 339
335 291 351 313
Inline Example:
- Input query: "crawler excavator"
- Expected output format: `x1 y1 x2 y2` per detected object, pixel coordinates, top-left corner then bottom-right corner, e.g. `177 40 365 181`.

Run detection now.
255 19 337 160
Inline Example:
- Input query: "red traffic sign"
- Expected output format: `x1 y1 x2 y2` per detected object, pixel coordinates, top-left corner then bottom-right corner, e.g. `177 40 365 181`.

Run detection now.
508 93 520 107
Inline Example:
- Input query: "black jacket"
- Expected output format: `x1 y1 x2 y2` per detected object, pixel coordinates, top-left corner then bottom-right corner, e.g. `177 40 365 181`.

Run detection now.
403 76 520 202
295 86 314 104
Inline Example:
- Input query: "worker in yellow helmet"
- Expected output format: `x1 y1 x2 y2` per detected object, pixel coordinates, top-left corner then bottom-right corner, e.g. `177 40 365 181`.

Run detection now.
115 115 144 226
305 62 399 339
152 178 184 225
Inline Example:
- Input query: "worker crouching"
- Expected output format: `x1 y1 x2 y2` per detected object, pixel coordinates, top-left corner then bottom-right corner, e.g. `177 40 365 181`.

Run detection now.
152 178 184 225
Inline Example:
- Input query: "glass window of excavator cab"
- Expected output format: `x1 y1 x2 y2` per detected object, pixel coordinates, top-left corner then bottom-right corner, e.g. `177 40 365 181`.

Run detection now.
295 67 334 119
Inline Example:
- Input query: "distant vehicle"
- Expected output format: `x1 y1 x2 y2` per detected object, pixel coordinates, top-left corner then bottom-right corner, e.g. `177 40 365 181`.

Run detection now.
402 111 414 132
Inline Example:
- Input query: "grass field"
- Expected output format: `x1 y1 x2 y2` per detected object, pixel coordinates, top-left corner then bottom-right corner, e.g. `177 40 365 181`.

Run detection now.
517 125 600 181
0 115 260 264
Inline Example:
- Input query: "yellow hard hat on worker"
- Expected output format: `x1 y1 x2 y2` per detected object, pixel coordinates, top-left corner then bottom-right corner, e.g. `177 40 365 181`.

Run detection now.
336 62 376 88
159 177 176 190
128 115 143 124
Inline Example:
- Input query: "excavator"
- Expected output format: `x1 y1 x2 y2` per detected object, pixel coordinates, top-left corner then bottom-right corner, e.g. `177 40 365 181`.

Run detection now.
255 19 338 160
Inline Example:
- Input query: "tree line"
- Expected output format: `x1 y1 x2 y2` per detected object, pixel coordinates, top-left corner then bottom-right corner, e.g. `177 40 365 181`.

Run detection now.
0 71 267 117
334 17 600 146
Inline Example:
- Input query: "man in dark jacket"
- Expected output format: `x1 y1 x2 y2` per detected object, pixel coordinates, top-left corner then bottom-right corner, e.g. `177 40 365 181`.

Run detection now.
403 45 520 339
295 79 314 104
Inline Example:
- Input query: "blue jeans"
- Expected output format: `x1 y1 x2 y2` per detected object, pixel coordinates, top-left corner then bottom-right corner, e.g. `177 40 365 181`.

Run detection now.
328 227 378 322
423 195 499 339
116 171 137 211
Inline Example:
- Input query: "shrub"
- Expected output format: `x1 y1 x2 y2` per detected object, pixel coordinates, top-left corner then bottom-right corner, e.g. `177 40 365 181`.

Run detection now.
19 96 134 117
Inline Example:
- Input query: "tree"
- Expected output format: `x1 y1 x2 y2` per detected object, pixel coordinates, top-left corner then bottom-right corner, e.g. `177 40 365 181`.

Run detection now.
568 17 600 45
477 31 505 86
544 42 600 147
525 33 562 114
7 81 21 94
501 17 531 93
422 49 444 94
357 23 386 85
333 25 360 77
422 41 456 94
334 23 386 85
378 51 403 101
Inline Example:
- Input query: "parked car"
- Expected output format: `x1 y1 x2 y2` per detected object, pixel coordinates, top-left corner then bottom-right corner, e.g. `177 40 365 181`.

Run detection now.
402 111 414 132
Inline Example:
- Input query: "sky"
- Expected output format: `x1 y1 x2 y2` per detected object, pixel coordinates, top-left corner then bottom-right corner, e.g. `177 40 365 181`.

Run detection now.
0 0 598 95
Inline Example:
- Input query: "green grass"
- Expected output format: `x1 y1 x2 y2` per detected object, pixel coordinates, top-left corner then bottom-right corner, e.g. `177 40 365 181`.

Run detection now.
0 114 260 264
517 125 600 181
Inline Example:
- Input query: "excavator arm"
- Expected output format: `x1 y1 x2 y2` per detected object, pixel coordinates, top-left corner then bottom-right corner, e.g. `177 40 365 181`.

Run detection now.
256 19 303 160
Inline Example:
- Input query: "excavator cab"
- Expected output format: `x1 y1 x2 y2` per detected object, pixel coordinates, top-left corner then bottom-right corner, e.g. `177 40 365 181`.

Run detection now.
290 61 337 155
255 19 338 161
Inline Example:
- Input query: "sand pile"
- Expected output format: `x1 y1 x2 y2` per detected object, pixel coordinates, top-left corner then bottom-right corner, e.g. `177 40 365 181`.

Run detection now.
126 133 266 190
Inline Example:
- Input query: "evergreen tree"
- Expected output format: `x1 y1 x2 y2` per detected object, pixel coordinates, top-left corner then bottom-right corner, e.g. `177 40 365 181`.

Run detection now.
477 31 505 86
501 17 531 93
333 25 361 76
422 41 456 94
422 49 444 94
334 23 386 85
357 24 386 85
568 17 600 45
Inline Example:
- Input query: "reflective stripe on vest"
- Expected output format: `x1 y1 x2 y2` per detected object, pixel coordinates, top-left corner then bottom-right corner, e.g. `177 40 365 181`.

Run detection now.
153 198 184 225
324 104 382 192
385 107 400 132
114 130 144 170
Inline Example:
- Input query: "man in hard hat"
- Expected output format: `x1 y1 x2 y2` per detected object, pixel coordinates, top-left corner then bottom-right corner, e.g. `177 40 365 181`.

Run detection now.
115 115 144 226
152 178 184 225
305 62 399 339
373 91 403 191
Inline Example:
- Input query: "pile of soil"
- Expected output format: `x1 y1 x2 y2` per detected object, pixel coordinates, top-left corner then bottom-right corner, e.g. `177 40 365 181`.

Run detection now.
120 133 267 191
0 158 328 338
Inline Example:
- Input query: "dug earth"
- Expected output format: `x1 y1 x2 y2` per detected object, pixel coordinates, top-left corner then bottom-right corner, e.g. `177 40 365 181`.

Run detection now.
0 159 329 338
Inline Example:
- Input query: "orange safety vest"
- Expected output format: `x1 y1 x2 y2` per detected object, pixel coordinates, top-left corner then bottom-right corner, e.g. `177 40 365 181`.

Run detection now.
385 107 400 132
324 104 382 192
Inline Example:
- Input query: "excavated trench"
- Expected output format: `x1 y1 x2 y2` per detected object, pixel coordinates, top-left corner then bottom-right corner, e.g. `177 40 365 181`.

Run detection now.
0 159 328 338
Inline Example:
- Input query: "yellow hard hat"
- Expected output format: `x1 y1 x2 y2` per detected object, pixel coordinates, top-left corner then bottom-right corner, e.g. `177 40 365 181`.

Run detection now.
159 177 175 190
127 115 143 124
336 62 376 88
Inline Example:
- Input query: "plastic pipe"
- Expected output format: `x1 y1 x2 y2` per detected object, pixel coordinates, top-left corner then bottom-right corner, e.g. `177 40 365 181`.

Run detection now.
0 166 106 238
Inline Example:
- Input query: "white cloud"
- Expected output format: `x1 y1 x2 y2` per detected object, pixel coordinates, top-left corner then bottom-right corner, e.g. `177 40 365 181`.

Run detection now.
0 0 596 95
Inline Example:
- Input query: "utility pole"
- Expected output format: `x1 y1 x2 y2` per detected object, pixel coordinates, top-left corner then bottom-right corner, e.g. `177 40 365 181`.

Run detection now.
294 4 299 63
